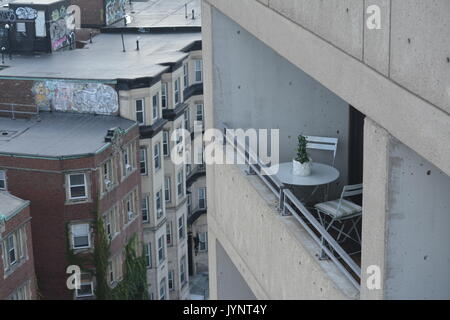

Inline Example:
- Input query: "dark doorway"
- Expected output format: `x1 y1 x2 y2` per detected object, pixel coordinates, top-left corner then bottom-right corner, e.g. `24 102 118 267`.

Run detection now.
348 105 365 200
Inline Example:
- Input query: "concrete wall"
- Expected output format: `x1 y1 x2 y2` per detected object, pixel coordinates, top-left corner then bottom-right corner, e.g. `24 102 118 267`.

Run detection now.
212 8 351 196
385 140 450 299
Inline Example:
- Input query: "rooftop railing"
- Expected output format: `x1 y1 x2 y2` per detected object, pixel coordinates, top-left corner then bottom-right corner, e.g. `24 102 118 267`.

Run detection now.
222 123 361 290
0 102 39 119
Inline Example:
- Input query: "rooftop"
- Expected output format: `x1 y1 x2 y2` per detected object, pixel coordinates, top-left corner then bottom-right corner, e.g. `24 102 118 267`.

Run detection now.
8 0 63 5
115 0 202 29
0 192 29 222
0 112 136 158
0 32 201 80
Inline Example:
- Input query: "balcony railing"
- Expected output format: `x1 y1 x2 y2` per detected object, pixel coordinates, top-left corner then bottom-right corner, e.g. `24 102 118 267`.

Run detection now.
222 123 361 290
0 102 39 119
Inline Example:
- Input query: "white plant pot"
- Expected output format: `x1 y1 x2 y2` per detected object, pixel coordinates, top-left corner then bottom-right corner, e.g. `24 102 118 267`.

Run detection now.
293 159 312 177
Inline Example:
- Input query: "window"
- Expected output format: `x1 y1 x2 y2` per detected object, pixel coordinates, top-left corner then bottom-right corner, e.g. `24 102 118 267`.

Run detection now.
187 194 192 216
154 143 161 171
199 232 208 252
140 148 148 175
6 234 17 266
122 143 136 176
186 164 192 176
125 190 137 222
196 104 204 121
144 243 152 268
102 160 113 192
166 221 173 246
71 224 90 249
183 62 189 88
0 170 6 190
165 177 171 203
68 173 87 200
161 83 168 109
184 109 190 131
178 214 185 240
198 188 206 209
159 278 166 300
168 270 175 291
76 274 94 298
195 60 203 82
177 170 184 197
2 227 26 272
141 196 149 222
163 131 170 156
152 93 159 120
157 235 165 264
104 207 118 241
9 282 30 300
180 255 187 286
174 78 181 105
135 99 145 125
108 254 123 285
156 190 163 219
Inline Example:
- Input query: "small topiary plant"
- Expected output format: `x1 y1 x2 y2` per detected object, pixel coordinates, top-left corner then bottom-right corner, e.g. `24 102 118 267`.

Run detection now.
295 135 310 164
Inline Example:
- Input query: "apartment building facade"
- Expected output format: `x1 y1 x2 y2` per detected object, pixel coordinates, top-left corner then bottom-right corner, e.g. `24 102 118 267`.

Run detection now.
0 109 142 299
203 0 450 300
0 192 37 300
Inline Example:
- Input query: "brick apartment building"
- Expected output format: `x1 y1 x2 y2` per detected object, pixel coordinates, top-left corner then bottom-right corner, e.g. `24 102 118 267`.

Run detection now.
0 111 142 299
0 192 37 300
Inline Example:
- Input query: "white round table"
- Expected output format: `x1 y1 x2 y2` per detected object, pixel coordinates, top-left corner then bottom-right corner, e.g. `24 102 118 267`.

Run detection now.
273 162 340 186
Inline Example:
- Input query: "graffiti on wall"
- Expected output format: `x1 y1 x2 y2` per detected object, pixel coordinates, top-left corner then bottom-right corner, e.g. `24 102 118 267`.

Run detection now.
48 5 76 51
15 7 38 20
0 9 16 23
32 81 119 115
105 0 126 26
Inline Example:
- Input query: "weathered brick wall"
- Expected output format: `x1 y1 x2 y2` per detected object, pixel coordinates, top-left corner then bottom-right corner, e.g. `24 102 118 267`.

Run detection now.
70 0 105 27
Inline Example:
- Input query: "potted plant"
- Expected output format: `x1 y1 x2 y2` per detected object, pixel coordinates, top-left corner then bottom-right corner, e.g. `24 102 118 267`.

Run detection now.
293 135 312 176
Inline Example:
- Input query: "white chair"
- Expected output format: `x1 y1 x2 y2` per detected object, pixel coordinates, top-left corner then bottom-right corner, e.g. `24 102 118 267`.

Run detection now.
305 136 338 167
304 135 338 200
314 184 363 257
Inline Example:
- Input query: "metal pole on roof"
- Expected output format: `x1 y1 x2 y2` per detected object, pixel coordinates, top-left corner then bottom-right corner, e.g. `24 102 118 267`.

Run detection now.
121 33 126 52
185 3 188 19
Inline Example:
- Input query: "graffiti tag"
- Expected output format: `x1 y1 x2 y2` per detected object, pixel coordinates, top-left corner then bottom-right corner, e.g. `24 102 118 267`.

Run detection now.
15 7 38 20
0 9 16 23
105 0 126 26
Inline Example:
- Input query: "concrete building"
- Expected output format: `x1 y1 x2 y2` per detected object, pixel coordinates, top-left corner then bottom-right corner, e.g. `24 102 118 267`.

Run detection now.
0 112 142 299
0 192 37 300
203 0 450 300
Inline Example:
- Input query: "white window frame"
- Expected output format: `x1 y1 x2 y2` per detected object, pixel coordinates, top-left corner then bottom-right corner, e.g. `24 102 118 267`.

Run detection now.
155 189 163 219
183 62 189 88
198 232 208 252
141 195 149 223
180 255 187 286
163 131 170 157
140 148 148 175
164 177 171 203
184 109 190 131
157 235 165 264
178 214 185 240
198 187 206 209
174 78 181 105
135 99 145 125
168 270 175 291
71 224 91 250
152 93 159 121
194 60 203 83
177 169 184 197
76 274 94 298
68 173 88 200
159 278 166 300
166 221 173 246
161 83 168 109
144 242 152 268
0 169 6 190
196 104 204 121
154 143 161 171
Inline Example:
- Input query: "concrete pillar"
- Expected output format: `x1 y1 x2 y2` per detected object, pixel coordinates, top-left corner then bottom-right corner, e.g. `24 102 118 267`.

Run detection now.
360 118 390 300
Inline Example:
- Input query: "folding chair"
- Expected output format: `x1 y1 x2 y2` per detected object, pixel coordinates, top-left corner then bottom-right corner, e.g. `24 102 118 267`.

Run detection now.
304 135 338 200
314 184 363 259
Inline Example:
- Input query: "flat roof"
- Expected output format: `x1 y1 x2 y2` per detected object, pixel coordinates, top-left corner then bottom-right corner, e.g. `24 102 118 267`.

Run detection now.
0 192 29 222
9 0 63 5
0 112 136 158
0 32 201 80
117 0 202 29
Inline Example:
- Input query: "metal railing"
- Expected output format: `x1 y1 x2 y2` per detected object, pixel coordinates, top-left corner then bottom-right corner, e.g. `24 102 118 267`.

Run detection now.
222 123 361 290
0 102 39 119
